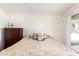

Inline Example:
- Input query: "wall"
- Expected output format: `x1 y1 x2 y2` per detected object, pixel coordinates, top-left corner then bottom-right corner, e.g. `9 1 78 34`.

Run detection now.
7 13 66 43
0 8 8 50
66 4 79 15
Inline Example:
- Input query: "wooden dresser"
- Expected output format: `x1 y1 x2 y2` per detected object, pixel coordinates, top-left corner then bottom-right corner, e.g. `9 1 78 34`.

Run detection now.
4 28 23 49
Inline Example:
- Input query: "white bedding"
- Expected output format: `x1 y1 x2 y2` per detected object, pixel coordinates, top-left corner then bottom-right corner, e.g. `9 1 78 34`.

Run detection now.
0 37 78 56
71 32 79 42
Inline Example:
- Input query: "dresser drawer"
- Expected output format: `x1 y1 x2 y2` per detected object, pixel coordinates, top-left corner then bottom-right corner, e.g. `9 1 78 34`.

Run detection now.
4 28 23 49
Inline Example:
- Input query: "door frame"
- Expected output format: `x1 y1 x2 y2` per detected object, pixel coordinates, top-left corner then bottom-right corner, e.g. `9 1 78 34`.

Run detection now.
66 11 79 47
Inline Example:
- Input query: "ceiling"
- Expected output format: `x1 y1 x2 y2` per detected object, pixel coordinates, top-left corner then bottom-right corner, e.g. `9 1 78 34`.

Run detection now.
0 3 73 14
72 13 79 19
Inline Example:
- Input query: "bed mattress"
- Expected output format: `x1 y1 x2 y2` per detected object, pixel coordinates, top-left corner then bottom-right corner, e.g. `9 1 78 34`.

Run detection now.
0 37 78 56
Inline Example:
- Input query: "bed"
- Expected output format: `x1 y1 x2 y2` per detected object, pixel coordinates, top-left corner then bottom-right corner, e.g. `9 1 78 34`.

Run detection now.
0 37 78 56
71 32 79 45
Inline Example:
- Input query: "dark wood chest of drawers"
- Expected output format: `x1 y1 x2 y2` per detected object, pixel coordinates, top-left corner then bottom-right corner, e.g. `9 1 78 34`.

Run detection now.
4 28 23 49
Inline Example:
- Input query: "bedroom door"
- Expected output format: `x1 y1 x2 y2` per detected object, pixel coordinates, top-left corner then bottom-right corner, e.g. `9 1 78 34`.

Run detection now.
66 12 79 47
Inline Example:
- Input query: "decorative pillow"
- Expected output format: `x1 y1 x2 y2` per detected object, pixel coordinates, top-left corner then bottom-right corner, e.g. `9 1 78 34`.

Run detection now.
32 33 47 41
